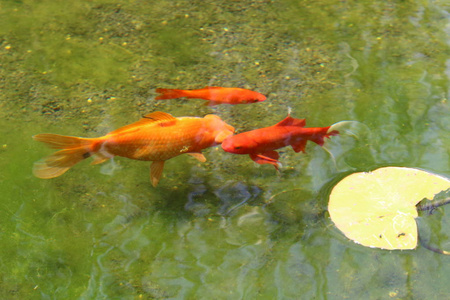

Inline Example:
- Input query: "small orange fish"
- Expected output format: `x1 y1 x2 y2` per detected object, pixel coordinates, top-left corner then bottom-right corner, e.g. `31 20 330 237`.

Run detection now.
155 87 266 106
33 112 235 186
221 114 338 169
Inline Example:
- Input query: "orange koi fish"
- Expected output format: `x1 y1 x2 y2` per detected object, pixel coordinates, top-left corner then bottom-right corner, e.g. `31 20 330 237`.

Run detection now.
221 114 339 169
155 87 266 106
33 112 234 186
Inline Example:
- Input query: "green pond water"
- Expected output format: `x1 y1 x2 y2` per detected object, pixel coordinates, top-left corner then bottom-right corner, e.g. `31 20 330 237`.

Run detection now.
1 0 450 299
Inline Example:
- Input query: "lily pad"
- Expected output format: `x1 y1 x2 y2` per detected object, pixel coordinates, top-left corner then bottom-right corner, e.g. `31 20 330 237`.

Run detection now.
328 167 450 250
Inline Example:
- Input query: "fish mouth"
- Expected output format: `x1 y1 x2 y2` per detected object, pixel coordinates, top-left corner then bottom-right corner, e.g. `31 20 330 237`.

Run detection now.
220 137 237 153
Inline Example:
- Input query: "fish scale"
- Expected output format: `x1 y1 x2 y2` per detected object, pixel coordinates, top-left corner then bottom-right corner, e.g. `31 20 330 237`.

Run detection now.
101 118 206 161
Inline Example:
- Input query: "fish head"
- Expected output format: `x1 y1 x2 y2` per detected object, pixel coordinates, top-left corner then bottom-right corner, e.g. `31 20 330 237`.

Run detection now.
255 92 267 102
247 91 266 104
221 133 256 154
203 115 235 144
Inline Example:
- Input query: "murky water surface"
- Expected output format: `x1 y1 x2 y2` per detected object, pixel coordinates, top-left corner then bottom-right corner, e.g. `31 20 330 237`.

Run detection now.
1 0 449 299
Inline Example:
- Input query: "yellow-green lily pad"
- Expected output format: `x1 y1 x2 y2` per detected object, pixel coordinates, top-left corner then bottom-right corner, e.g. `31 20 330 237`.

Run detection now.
328 167 450 250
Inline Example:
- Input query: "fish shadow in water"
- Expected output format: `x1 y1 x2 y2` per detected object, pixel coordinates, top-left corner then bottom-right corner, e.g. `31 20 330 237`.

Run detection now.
184 178 263 217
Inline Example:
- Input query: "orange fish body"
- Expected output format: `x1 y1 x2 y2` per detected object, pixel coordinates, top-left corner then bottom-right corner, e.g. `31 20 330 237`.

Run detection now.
221 114 338 169
33 112 235 186
155 87 266 106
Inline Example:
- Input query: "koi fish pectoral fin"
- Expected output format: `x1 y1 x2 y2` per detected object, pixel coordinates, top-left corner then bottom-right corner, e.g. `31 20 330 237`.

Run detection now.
291 139 307 153
249 151 280 170
187 152 206 162
215 131 234 144
150 161 165 187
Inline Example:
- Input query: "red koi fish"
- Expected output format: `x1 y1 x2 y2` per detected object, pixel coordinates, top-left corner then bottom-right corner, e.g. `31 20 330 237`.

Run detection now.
155 87 266 106
33 112 235 186
221 114 339 169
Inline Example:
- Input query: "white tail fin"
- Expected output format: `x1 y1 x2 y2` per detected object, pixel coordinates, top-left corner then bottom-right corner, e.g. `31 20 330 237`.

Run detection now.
327 121 370 138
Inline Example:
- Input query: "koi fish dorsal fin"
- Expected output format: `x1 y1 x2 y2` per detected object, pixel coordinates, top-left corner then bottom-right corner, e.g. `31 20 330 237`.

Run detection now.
275 115 306 127
141 111 177 127
142 111 176 122
108 112 177 135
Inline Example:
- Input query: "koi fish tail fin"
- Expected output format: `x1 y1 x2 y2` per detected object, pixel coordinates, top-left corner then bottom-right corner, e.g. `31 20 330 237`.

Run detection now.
311 127 339 147
321 144 338 171
155 88 187 100
323 121 372 172
328 120 370 140
32 134 97 179
33 133 92 150
325 127 340 139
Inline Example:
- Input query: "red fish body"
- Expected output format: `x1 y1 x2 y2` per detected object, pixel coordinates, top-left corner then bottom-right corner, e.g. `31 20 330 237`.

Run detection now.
155 87 266 106
221 114 339 169
33 112 235 186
